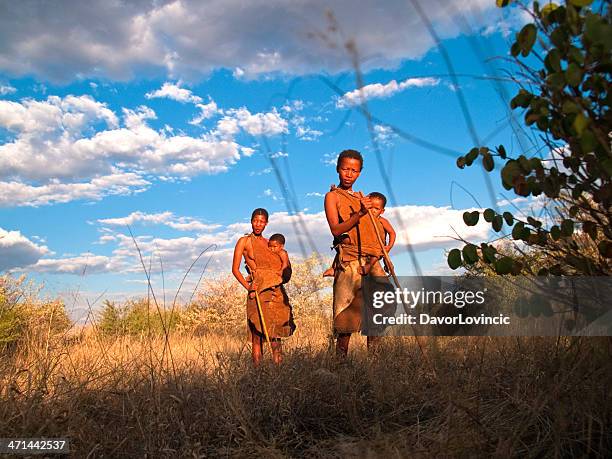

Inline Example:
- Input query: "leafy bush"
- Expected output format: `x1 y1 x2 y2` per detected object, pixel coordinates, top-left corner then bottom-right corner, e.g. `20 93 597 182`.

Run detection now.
98 298 179 337
0 275 71 350
451 0 611 276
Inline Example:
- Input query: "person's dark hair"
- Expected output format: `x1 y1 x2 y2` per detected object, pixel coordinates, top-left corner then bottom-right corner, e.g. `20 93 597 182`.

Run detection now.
251 208 269 221
336 149 363 171
269 233 285 245
368 191 387 208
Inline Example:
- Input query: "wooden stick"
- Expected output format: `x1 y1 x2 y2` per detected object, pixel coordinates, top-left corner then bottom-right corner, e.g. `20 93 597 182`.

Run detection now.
254 290 274 356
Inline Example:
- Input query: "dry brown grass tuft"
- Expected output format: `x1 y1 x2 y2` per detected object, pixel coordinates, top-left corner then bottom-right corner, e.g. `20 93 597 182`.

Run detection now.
1 318 611 457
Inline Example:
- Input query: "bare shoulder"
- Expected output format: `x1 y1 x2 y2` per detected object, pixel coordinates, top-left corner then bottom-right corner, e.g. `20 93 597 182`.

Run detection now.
324 189 339 205
380 216 395 231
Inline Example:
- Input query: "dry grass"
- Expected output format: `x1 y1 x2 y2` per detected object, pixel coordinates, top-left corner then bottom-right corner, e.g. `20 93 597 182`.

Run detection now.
1 318 611 458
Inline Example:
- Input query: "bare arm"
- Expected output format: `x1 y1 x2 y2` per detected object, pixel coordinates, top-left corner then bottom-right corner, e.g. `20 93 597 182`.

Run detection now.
231 236 251 291
380 217 396 252
279 249 292 283
324 191 373 237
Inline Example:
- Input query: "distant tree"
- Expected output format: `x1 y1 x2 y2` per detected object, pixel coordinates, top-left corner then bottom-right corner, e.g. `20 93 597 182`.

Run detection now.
98 300 124 336
449 0 611 276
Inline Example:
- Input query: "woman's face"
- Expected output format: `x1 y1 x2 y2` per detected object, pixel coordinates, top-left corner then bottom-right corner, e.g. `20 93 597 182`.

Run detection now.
337 157 362 189
251 214 268 235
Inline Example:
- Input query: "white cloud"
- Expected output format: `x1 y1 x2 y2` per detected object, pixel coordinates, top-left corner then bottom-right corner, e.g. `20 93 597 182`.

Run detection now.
0 172 150 207
384 205 489 252
217 107 288 137
296 125 323 141
189 99 219 125
263 188 280 201
33 254 114 274
0 94 268 206
373 124 398 146
98 211 220 232
0 227 49 271
0 84 16 95
249 167 273 176
337 77 440 108
23 203 490 276
306 192 324 197
145 81 202 104
0 0 497 82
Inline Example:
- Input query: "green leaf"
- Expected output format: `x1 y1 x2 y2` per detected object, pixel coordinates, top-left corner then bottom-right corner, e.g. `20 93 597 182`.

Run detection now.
561 219 574 236
496 0 512 7
503 212 514 226
527 216 542 228
492 215 503 232
511 42 521 57
448 249 462 269
482 152 494 172
494 257 513 275
456 156 466 169
512 222 525 240
501 161 521 188
544 49 562 73
510 89 533 109
546 72 566 90
483 208 495 222
481 244 497 264
518 24 537 57
566 63 583 87
466 147 479 165
569 0 593 6
561 100 580 114
511 261 523 275
462 244 479 264
463 211 480 226
573 112 589 135
497 145 507 159
584 13 612 46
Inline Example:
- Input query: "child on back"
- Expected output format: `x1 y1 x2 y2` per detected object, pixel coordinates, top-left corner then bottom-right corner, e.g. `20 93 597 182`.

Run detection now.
268 233 292 284
323 191 396 277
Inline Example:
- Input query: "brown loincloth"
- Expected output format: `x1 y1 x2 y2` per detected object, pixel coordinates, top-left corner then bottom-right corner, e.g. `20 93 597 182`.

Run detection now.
247 285 296 339
246 235 295 340
333 258 390 334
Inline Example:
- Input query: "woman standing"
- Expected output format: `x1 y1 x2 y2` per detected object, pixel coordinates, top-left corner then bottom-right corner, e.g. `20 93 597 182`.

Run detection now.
231 208 295 365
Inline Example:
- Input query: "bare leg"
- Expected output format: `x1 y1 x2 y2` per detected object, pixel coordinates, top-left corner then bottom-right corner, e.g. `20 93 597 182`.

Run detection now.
336 332 351 357
251 334 263 367
271 340 283 365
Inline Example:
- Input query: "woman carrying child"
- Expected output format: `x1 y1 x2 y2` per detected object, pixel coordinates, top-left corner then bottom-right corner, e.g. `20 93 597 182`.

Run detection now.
231 208 295 366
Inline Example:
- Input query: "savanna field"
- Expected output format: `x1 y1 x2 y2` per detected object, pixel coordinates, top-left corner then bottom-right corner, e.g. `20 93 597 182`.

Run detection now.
1 264 611 458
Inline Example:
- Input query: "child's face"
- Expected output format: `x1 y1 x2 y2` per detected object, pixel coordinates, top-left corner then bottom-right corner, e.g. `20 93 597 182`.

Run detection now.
370 197 385 218
336 157 362 188
268 240 284 253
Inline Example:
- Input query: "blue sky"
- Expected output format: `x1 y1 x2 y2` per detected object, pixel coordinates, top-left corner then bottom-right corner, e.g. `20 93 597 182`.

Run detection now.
0 0 540 319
